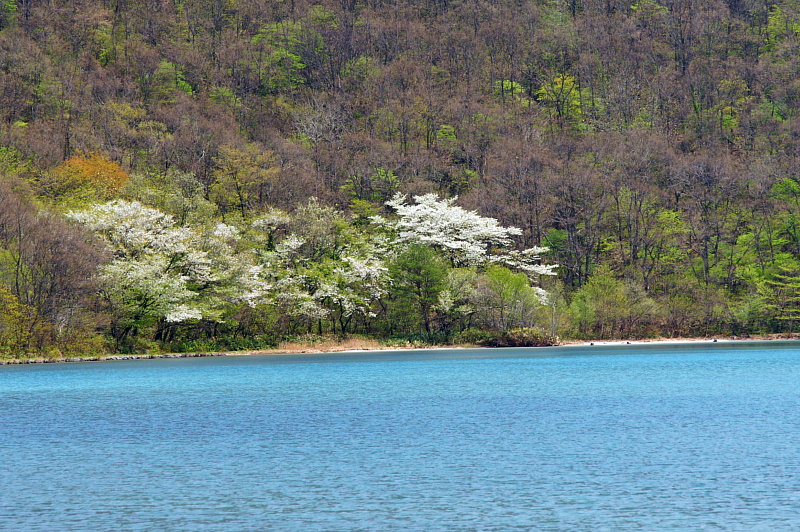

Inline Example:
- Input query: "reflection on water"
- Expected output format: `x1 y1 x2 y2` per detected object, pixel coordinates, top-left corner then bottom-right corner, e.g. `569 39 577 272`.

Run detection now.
2 342 800 530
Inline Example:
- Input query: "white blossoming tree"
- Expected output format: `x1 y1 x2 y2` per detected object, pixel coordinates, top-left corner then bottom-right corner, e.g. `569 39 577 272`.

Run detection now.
306 255 390 334
234 230 327 333
68 200 242 349
380 193 556 275
66 193 557 347
375 194 557 336
242 212 391 334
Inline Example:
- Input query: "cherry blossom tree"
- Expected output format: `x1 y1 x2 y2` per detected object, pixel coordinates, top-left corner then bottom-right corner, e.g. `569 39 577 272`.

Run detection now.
68 200 243 349
380 193 556 275
242 216 390 334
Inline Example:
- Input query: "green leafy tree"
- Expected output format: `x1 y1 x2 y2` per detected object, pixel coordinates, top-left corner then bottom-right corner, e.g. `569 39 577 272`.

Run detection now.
389 244 449 335
766 3 800 51
252 21 307 93
765 265 800 330
152 61 195 103
568 266 660 339
124 170 218 227
341 168 399 205
0 0 17 30
470 265 547 331
0 285 30 357
211 144 279 220
536 74 584 127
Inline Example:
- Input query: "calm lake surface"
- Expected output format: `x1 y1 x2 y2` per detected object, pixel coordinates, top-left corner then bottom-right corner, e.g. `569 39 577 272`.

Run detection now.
2 342 800 531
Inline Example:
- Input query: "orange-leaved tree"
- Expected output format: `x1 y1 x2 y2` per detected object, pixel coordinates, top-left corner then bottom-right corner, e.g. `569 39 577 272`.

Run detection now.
41 152 129 204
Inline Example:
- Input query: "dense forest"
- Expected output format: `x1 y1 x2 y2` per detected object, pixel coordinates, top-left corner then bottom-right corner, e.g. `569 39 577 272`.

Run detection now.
2 0 800 355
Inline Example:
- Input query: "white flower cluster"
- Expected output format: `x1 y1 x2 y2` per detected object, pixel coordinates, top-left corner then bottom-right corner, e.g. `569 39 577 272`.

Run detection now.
381 193 555 275
68 200 183 259
69 194 557 333
492 247 557 276
251 208 291 231
69 200 224 325
212 222 240 240
383 193 520 266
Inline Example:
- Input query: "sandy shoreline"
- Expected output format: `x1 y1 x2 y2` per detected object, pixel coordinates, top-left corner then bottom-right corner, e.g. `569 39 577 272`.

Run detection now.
1 334 797 365
558 335 798 347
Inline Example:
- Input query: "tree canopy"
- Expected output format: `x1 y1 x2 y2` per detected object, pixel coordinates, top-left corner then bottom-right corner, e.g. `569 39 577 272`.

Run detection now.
2 0 800 355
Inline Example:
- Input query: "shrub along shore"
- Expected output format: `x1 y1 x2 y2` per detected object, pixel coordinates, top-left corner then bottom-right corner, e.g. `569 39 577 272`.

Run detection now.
3 334 796 365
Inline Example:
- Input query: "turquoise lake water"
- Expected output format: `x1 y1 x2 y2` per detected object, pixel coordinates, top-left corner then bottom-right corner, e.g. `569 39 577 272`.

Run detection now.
2 341 800 531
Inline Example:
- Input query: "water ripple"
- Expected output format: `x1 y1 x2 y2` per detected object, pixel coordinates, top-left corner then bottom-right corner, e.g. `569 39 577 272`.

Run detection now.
2 343 800 530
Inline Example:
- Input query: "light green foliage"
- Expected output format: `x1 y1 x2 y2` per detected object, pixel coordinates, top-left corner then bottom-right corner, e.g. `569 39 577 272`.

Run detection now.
210 86 242 109
493 80 529 105
719 106 738 130
756 99 788 122
139 61 195 104
765 264 800 325
568 266 660 339
773 177 800 202
494 80 524 96
305 5 338 27
540 279 568 339
0 0 17 30
470 265 547 330
459 169 479 194
436 267 480 330
0 147 32 177
95 25 114 66
730 288 772 333
211 144 279 219
544 228 568 255
341 56 379 89
124 170 217 226
103 102 172 168
265 49 306 91
436 124 457 144
766 3 800 51
653 210 688 263
772 178 800 256
349 199 380 227
630 0 668 16
252 21 307 93
253 21 304 47
715 79 749 132
536 74 584 126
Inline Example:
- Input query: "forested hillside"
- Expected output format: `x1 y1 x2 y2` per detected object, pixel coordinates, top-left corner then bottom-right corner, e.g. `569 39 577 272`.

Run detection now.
2 0 800 355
